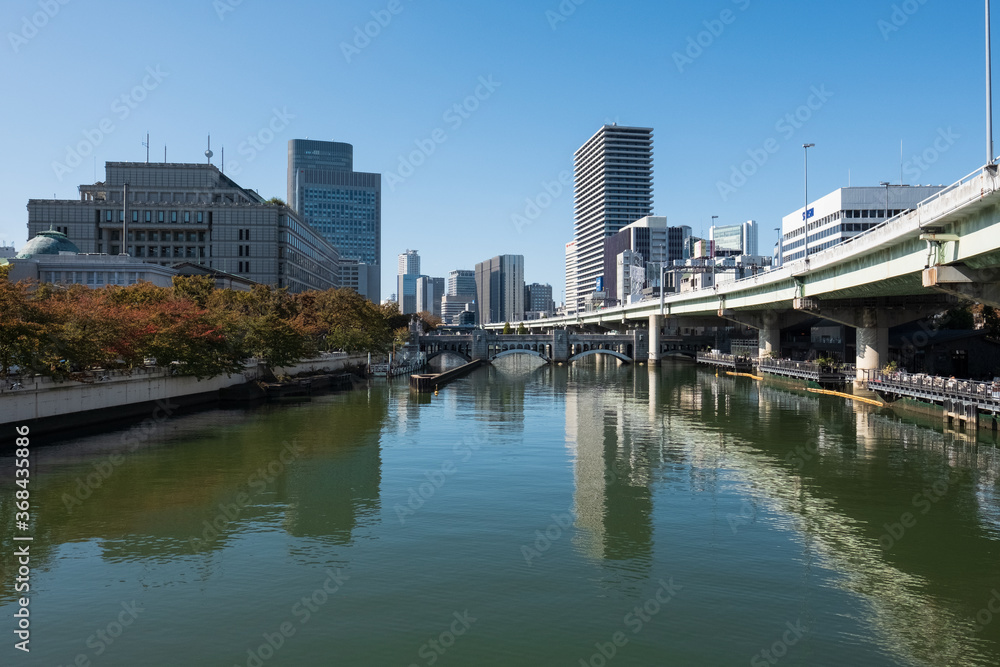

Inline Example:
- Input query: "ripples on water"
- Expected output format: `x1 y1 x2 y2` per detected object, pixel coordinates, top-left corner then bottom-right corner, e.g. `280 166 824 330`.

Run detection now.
1 357 999 665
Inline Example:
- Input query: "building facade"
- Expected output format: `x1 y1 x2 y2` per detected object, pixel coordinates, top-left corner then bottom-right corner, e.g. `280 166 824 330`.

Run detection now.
568 125 653 313
396 249 421 314
26 162 341 294
524 283 555 318
287 139 381 301
780 185 945 262
601 217 690 304
475 254 524 325
710 220 757 257
447 269 476 298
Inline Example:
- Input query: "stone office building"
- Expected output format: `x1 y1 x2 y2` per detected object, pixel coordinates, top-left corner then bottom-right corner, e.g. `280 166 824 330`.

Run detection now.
26 162 342 293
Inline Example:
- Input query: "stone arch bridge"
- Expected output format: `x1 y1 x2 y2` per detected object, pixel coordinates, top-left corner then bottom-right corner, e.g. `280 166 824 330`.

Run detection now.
416 329 648 365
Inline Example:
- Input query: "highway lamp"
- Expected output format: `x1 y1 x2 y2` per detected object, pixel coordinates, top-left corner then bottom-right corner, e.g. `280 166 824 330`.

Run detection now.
711 215 718 288
803 143 815 259
774 226 782 266
880 181 891 221
989 0 995 165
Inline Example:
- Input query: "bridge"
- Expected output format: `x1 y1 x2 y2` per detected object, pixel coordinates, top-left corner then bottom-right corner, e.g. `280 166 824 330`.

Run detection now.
415 330 646 364
489 164 1000 382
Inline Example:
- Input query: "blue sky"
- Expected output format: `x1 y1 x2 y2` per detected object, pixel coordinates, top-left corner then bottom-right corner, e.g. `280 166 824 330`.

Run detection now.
0 0 993 302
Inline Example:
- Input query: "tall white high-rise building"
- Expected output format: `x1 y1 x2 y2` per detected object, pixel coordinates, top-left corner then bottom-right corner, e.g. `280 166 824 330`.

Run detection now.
564 241 577 313
397 249 421 314
568 125 653 313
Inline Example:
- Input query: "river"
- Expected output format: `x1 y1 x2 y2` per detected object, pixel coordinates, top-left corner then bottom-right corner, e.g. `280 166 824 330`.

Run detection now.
2 358 1000 666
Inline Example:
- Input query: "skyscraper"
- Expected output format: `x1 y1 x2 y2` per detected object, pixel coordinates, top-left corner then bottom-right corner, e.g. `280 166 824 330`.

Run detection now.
475 255 524 325
397 249 421 314
568 125 653 313
710 220 758 257
288 139 381 301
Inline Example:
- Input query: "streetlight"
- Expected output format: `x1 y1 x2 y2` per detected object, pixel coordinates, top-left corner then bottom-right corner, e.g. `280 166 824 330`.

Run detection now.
803 143 815 259
774 226 782 266
880 181 891 222
710 215 719 288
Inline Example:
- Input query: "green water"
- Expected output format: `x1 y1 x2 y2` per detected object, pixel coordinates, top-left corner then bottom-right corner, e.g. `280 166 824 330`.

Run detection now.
3 359 1000 666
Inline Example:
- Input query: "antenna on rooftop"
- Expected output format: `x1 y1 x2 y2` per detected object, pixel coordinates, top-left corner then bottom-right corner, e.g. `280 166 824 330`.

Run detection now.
143 133 149 163
205 135 214 165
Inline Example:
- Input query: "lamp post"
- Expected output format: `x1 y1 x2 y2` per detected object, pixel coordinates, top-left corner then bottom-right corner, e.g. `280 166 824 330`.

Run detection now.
803 143 815 259
775 226 782 266
710 215 718 288
989 0 995 165
880 181 891 222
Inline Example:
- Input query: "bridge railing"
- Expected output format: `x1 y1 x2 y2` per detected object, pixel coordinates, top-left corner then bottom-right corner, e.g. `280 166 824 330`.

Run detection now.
763 164 990 281
869 372 1000 401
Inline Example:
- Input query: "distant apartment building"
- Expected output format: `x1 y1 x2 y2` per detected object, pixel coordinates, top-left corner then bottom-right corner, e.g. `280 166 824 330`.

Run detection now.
524 283 555 319
475 254 524 325
26 162 341 293
447 269 477 298
416 276 444 317
287 139 381 301
442 269 477 324
710 220 757 257
602 217 690 305
780 185 945 262
568 125 653 313
396 249 421 314
0 244 14 259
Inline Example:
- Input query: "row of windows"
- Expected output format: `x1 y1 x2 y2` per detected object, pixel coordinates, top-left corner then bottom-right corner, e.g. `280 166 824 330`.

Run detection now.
42 270 150 286
785 208 909 240
101 210 207 224
131 246 206 259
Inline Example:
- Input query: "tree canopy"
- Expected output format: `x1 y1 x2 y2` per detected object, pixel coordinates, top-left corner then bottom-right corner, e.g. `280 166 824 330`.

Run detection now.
0 275 405 380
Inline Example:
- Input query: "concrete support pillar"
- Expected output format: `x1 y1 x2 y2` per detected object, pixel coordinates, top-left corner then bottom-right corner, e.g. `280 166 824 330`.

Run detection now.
632 329 648 364
552 329 570 363
758 328 780 360
471 331 490 361
855 320 888 383
648 315 663 366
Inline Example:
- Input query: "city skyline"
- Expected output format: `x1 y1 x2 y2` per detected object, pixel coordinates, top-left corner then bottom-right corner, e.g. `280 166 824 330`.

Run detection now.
0 0 994 302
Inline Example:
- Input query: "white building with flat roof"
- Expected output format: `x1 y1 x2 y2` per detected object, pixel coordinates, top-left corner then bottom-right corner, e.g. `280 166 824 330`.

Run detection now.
780 185 946 263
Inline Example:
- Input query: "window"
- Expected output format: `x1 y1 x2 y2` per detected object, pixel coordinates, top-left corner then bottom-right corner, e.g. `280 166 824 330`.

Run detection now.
186 247 196 258
145 211 152 223
157 211 164 223
197 212 204 223
238 261 244 272
174 232 183 242
245 261 250 273
171 212 178 223
97 228 103 240
245 245 250 257
132 211 139 223
174 247 182 258
238 246 243 257
106 210 112 222
184 212 191 223
111 245 119 255
238 229 243 241
148 246 157 257
111 230 120 241
245 229 250 241
161 246 169 257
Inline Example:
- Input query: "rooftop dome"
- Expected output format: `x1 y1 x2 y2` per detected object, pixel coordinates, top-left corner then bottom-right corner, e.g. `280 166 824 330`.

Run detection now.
16 230 80 258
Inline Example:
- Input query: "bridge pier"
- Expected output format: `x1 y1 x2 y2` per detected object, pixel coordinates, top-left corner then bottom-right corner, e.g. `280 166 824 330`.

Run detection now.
648 315 663 365
720 310 813 361
552 329 570 363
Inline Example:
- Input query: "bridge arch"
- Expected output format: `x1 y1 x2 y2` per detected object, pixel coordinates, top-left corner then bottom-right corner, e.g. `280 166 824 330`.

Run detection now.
492 349 551 363
568 349 632 364
426 349 472 363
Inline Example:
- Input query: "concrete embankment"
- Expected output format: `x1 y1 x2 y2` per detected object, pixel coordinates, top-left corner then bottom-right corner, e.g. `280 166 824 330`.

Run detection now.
409 360 486 393
0 354 368 439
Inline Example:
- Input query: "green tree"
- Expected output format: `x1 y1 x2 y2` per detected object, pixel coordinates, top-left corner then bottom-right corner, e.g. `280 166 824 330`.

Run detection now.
502 322 512 334
264 197 287 206
0 275 48 377
516 323 528 335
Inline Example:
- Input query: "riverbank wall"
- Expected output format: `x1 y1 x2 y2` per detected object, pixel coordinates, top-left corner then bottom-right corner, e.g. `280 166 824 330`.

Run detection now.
0 353 368 439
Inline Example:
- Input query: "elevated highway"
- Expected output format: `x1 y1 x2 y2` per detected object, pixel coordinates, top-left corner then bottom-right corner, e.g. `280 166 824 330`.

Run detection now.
490 164 1000 379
